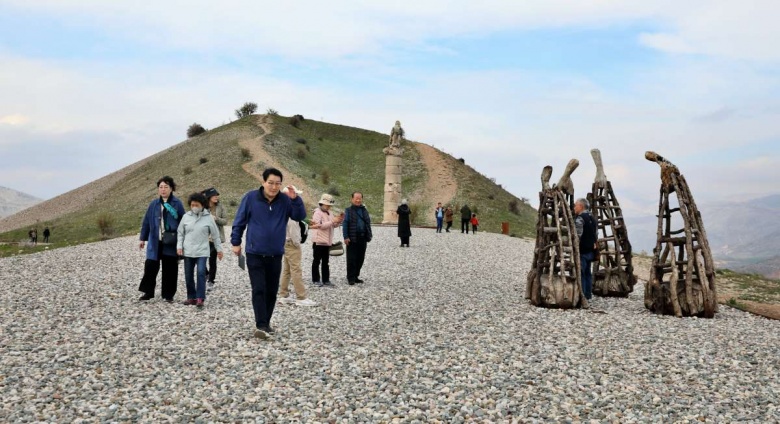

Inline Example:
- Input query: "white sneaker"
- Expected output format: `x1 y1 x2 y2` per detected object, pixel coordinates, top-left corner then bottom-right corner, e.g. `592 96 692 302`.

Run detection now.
295 298 318 307
278 296 296 305
206 282 215 292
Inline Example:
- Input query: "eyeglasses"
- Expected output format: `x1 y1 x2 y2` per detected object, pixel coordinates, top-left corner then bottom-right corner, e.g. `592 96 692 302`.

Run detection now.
265 181 283 186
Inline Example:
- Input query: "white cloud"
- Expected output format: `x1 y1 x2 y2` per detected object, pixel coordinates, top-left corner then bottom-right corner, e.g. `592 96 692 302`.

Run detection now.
0 113 29 126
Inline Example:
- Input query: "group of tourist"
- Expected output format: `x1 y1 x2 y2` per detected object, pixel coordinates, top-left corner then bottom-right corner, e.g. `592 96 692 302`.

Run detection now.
136 169 376 340
138 176 226 307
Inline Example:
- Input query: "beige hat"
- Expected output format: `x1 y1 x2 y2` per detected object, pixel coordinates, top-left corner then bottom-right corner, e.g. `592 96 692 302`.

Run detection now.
318 193 335 205
281 185 303 195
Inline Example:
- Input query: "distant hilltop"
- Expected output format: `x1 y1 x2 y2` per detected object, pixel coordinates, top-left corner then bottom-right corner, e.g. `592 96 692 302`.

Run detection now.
0 186 41 218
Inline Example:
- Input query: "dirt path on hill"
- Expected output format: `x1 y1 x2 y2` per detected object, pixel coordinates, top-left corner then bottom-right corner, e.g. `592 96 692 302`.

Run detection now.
238 115 316 207
412 143 458 223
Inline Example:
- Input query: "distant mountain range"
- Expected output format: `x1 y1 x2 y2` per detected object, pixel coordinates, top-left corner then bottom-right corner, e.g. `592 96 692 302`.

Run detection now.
0 186 41 218
626 194 780 279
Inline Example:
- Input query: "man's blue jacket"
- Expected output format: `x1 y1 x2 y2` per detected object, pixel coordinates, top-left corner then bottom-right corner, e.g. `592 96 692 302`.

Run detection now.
231 187 306 256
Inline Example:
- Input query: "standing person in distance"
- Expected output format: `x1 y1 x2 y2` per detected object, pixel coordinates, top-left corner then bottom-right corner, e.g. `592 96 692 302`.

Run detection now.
460 204 472 234
470 213 479 234
309 193 343 288
202 187 227 292
177 192 223 308
444 205 454 233
230 168 306 340
138 176 186 302
43 227 51 243
434 202 444 233
342 192 372 285
397 199 412 247
574 198 598 304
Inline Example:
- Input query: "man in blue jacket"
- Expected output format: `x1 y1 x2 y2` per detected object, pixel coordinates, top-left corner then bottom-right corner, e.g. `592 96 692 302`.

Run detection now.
231 168 306 339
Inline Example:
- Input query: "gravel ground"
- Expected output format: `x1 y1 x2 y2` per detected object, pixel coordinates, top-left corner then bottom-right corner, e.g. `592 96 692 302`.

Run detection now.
1 226 779 423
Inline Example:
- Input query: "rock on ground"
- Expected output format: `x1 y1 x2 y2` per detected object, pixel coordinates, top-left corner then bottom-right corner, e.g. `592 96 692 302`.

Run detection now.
0 227 778 423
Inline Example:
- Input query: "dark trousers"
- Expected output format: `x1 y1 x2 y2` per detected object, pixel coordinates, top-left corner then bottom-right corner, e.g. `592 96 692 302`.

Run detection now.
461 219 470 233
445 221 452 232
246 253 283 329
138 252 179 299
472 225 478 234
436 217 443 232
346 239 367 282
400 236 410 246
208 242 218 283
44 236 49 243
580 251 595 300
312 244 331 283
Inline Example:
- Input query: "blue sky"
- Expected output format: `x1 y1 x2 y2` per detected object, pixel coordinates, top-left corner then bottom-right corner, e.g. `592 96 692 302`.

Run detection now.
1 1 779 221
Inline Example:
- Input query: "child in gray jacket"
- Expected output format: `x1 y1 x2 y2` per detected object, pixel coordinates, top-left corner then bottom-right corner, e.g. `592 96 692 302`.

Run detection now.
177 193 223 307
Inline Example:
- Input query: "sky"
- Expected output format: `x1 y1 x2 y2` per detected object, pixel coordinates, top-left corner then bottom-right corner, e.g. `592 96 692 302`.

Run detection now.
1 0 779 220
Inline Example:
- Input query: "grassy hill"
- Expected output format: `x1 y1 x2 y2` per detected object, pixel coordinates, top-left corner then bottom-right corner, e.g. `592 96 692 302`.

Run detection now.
0 114 536 256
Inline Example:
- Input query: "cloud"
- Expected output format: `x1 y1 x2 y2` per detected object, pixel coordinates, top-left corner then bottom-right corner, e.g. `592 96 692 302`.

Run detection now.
0 113 29 125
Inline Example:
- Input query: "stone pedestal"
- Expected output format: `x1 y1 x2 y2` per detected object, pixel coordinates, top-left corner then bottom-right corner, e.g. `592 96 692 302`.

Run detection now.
382 147 403 224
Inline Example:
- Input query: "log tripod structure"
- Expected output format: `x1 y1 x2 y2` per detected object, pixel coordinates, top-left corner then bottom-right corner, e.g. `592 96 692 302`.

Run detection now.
526 160 588 309
644 151 718 318
589 149 636 297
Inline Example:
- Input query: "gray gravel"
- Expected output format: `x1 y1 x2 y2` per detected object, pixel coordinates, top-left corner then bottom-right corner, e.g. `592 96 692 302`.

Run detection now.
1 226 779 423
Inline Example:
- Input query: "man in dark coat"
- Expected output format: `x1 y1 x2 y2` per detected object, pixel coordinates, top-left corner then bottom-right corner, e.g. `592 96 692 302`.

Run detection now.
342 192 372 285
575 198 598 301
396 199 412 247
460 204 472 234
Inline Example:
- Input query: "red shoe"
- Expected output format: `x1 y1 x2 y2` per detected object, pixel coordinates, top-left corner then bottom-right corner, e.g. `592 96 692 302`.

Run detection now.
196 298 204 308
182 299 197 305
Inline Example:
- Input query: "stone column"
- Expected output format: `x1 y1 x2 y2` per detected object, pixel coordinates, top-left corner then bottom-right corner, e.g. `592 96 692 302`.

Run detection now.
382 148 403 224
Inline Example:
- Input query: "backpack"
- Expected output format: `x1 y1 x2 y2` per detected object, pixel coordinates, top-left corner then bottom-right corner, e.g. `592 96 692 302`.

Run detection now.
299 220 309 243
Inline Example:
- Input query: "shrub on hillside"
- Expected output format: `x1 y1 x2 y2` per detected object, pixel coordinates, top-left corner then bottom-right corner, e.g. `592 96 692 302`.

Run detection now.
311 173 317 179
409 202 424 225
289 115 302 128
187 123 207 138
509 199 520 215
326 186 340 196
199 157 208 165
296 146 307 159
296 138 307 144
97 213 115 239
321 168 330 185
229 200 238 207
267 108 279 116
458 158 465 164
240 147 252 161
183 166 193 175
235 102 258 119
488 194 495 200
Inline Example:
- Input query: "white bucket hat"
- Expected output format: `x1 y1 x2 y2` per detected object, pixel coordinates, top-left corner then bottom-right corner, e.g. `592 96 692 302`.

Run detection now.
318 193 335 205
281 185 303 195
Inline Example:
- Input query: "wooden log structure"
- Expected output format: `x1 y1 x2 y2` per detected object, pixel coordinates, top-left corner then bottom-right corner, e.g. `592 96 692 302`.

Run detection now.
526 160 589 309
588 149 637 297
644 151 718 318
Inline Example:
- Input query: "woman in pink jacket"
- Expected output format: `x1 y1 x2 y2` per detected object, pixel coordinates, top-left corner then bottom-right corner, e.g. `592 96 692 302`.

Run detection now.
309 193 344 287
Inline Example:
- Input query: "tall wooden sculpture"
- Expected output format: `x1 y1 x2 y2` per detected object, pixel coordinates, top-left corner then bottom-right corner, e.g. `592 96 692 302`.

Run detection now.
645 151 718 318
526 160 589 309
589 149 636 297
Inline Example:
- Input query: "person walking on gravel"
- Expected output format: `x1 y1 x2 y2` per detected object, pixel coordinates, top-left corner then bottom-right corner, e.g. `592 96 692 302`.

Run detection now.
434 202 444 233
575 198 598 301
470 213 479 234
231 168 306 340
460 204 472 234
309 193 343 288
138 176 186 302
444 205 454 232
342 192 372 285
177 192 223 308
202 187 227 292
397 199 412 247
277 212 318 307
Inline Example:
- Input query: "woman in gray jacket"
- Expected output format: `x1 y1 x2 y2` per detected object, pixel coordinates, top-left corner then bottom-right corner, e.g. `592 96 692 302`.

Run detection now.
177 193 223 307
